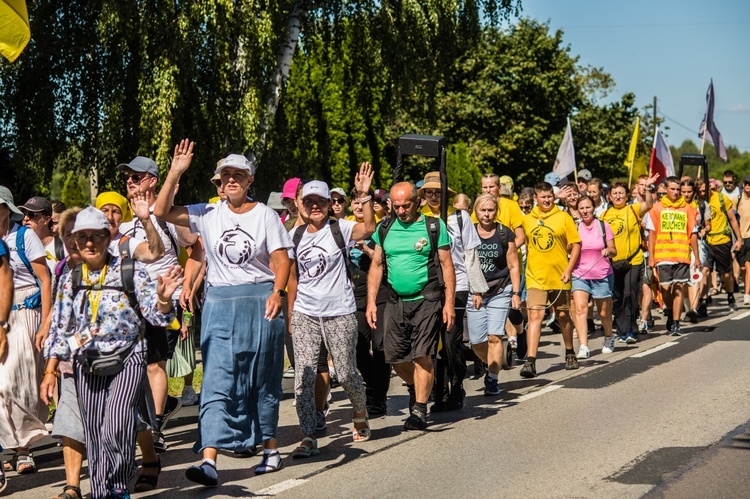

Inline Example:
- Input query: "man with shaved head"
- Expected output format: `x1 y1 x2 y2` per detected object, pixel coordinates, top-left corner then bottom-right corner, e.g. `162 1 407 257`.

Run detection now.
367 182 455 431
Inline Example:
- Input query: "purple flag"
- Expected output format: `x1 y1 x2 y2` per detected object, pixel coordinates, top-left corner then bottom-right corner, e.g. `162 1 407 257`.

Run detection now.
698 79 727 161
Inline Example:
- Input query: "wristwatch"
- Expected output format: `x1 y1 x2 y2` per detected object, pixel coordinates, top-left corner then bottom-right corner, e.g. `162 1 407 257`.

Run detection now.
0 320 9 332
512 291 522 297
273 289 287 297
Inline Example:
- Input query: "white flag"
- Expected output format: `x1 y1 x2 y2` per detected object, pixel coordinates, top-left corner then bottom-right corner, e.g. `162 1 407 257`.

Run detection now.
553 118 576 178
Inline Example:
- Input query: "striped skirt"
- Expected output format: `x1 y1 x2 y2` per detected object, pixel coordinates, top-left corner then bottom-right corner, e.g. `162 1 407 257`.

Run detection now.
194 282 285 453
0 286 48 449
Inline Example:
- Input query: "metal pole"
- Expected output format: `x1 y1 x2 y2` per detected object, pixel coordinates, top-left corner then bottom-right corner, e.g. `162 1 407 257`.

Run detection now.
439 146 447 223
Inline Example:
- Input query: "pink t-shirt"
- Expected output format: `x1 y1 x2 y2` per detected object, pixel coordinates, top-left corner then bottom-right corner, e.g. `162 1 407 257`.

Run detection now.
573 219 614 280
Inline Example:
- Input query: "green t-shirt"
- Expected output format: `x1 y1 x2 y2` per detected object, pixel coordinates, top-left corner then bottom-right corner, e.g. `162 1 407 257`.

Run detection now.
372 216 452 299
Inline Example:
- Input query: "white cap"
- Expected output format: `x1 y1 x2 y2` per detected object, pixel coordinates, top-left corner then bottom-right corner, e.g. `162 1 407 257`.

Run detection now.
302 181 330 200
72 206 110 233
330 187 347 198
214 153 255 175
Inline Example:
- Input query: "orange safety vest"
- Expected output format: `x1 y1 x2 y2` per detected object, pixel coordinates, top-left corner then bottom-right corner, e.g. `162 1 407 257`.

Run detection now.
649 201 697 264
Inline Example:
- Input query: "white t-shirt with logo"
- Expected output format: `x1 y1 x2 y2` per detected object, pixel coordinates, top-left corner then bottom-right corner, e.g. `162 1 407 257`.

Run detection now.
446 209 481 292
3 223 47 288
188 201 293 287
290 219 357 317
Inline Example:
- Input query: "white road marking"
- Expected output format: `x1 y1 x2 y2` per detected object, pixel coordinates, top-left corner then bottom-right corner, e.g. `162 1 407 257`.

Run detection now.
516 385 562 402
631 341 678 358
731 310 750 321
256 479 308 496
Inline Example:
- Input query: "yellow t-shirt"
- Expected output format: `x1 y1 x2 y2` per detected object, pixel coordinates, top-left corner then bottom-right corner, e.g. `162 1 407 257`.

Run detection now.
600 203 644 265
706 191 733 246
471 196 523 230
522 205 581 290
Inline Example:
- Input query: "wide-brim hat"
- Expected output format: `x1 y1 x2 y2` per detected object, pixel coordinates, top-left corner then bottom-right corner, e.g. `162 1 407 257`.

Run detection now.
0 185 24 221
417 171 456 198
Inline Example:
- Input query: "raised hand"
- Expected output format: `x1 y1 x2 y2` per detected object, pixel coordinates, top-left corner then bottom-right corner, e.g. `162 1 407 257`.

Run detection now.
157 265 185 301
646 172 660 186
354 162 374 196
170 139 195 175
131 191 151 219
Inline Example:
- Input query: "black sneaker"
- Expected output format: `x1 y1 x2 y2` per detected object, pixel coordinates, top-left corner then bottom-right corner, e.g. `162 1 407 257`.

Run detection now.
484 375 501 396
697 300 708 318
159 395 183 433
670 321 682 337
686 309 699 324
367 400 387 417
153 431 168 453
520 361 537 378
403 407 428 431
728 295 738 312
565 353 579 370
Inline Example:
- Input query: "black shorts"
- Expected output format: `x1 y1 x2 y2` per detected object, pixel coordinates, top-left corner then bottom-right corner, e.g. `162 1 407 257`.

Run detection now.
145 303 182 364
704 242 732 274
657 263 690 286
383 297 442 364
736 238 750 267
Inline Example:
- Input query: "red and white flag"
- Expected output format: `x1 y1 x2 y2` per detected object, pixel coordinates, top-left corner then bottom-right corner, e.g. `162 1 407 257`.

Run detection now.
649 126 675 179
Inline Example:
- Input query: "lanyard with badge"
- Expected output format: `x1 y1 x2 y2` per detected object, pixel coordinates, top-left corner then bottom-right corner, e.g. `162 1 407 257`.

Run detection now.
69 263 108 352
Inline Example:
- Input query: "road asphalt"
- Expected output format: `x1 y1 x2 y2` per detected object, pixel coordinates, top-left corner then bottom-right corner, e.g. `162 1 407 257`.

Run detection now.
5 296 750 498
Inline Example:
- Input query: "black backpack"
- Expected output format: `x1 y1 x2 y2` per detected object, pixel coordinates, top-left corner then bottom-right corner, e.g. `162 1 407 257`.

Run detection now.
70 258 139 316
378 215 444 290
292 220 356 282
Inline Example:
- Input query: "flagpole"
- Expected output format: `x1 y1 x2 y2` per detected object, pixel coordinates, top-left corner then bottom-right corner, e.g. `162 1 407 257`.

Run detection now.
569 117 578 184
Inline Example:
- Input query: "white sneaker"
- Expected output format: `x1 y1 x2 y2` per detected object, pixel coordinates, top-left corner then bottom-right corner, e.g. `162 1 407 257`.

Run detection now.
744 294 750 306
576 345 590 359
181 386 199 406
602 336 615 354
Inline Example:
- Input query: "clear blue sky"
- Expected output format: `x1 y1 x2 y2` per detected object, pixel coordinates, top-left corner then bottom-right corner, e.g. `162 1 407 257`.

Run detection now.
512 0 750 152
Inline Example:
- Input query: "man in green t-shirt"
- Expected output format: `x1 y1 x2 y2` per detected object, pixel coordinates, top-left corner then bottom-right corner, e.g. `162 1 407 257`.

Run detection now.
366 182 455 431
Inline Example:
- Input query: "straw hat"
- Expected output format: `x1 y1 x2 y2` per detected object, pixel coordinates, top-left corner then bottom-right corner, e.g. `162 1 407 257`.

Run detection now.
417 171 456 198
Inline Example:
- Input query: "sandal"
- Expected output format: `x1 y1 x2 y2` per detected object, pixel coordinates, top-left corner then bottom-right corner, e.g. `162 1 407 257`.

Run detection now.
291 437 319 458
134 458 161 492
352 413 371 443
52 485 82 499
254 450 284 475
15 452 37 474
2 452 16 472
0 465 6 494
185 460 218 487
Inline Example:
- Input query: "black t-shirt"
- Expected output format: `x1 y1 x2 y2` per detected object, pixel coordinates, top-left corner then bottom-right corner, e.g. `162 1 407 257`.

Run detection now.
477 223 514 294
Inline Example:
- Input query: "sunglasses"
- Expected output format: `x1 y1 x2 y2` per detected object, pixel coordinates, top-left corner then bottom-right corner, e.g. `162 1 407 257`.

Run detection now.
423 189 440 197
331 198 346 205
74 232 109 245
303 197 329 208
212 179 222 187
124 173 148 184
21 210 48 219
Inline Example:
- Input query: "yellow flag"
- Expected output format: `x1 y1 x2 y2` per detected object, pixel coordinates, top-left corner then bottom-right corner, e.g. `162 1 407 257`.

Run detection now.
0 0 30 62
625 117 647 186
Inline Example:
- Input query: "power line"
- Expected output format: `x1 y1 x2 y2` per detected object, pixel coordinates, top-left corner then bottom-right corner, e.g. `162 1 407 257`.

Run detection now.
659 111 750 152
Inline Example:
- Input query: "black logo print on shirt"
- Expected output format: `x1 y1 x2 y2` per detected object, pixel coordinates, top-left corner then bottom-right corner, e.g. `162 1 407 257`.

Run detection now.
529 225 555 252
297 244 330 280
215 227 256 272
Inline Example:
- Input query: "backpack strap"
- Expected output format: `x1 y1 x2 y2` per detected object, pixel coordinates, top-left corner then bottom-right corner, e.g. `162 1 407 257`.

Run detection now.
456 209 463 236
329 220 356 282
154 217 179 253
424 216 444 288
291 224 308 258
118 235 132 260
14 225 42 310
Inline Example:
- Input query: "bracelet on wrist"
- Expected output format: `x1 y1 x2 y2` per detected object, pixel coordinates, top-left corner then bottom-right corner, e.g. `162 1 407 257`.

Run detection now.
359 195 372 203
43 370 59 377
157 297 171 306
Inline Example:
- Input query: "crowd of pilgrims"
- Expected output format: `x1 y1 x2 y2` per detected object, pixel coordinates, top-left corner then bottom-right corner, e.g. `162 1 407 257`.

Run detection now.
1 139 748 497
